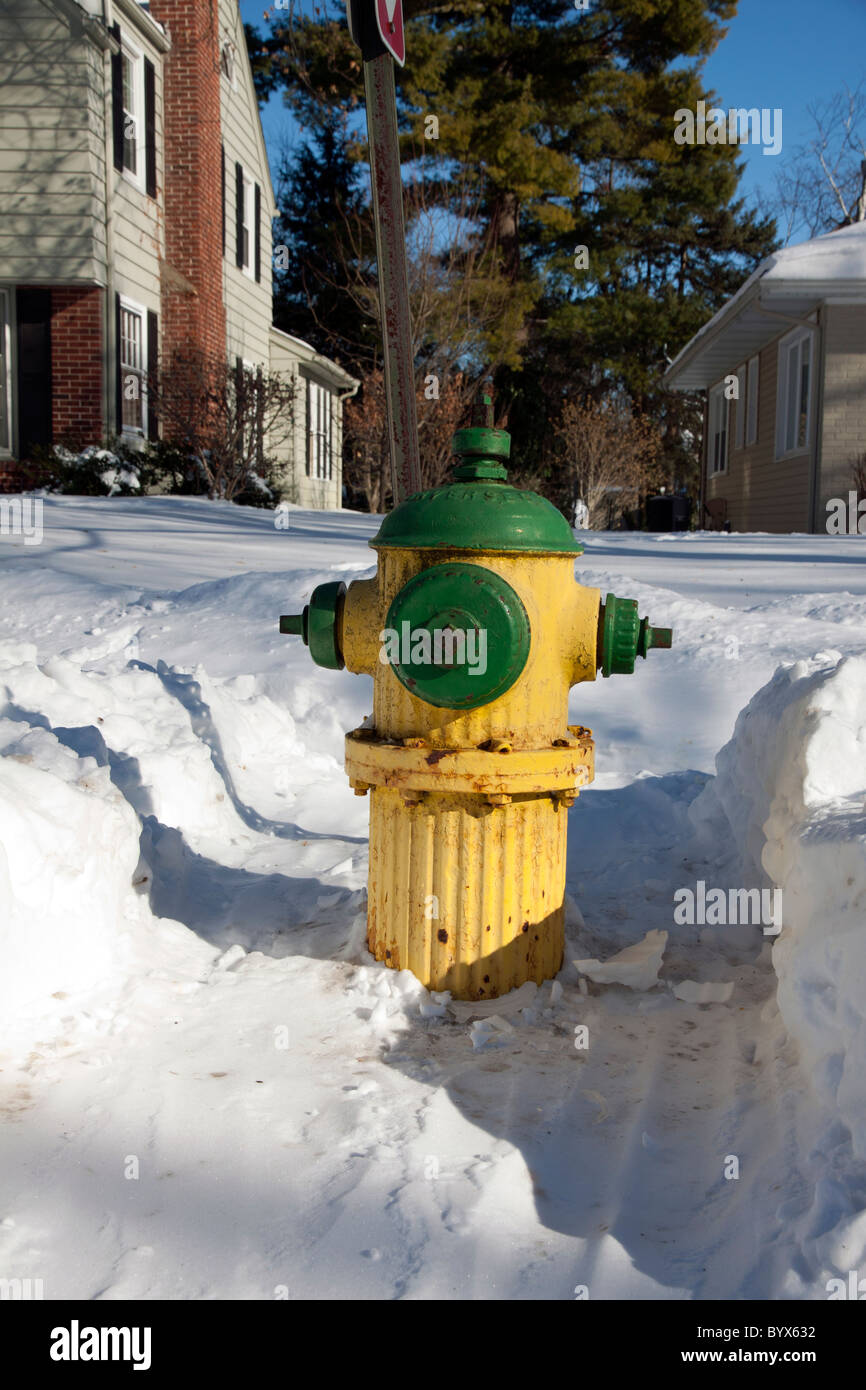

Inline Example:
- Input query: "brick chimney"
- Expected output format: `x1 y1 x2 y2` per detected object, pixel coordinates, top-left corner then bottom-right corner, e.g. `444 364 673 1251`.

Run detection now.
149 0 226 364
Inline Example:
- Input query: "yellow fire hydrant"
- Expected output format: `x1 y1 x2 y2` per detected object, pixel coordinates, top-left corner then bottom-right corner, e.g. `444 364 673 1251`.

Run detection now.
280 405 671 1000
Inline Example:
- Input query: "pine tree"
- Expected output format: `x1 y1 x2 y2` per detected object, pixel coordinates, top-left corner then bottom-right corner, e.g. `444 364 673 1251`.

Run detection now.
250 1 779 496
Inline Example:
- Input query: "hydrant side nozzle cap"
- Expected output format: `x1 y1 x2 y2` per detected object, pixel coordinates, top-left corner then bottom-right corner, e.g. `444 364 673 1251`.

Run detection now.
599 594 673 676
282 584 346 669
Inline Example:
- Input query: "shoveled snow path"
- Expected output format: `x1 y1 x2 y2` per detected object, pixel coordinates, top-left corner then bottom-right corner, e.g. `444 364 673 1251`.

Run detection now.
1 501 865 1299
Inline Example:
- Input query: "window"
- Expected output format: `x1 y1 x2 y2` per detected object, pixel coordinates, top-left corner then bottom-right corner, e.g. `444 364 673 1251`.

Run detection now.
732 356 759 450
119 300 146 433
220 41 237 89
111 28 155 196
119 39 145 190
746 355 759 447
241 177 252 273
0 290 11 457
734 365 746 450
307 381 333 480
776 329 813 457
708 382 728 475
234 162 261 280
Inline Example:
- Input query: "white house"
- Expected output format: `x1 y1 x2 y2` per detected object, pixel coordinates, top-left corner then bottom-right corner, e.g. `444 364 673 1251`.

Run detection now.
0 0 358 506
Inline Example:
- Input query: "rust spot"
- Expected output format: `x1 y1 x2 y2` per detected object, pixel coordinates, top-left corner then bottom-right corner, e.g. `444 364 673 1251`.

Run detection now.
486 924 491 932
385 949 391 959
437 928 448 943
535 935 539 941
522 922 529 933
483 975 490 983
426 749 449 766
508 915 512 923
478 989 485 996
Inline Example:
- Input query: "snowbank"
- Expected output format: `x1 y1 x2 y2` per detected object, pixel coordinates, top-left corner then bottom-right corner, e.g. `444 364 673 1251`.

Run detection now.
0 707 141 1028
691 653 866 1154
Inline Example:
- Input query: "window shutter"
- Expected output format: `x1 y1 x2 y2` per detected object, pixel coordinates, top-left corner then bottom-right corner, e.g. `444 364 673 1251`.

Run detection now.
115 293 123 432
254 183 261 282
146 310 158 441
221 146 226 256
15 288 53 454
111 24 124 173
144 58 156 198
235 162 244 268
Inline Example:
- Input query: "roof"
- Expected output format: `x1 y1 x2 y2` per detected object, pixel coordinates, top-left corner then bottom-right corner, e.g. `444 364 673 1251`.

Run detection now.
269 326 360 391
665 221 866 391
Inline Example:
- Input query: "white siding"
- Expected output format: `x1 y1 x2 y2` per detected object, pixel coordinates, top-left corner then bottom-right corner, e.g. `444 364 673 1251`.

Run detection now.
108 12 165 317
0 0 107 285
218 0 274 370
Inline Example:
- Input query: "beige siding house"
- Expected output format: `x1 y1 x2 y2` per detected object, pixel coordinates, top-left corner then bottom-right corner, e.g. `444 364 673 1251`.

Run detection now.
665 222 866 534
0 0 357 507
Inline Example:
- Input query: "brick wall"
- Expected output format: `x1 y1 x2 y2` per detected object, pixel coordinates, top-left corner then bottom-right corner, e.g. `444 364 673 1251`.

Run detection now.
150 0 226 365
51 286 105 447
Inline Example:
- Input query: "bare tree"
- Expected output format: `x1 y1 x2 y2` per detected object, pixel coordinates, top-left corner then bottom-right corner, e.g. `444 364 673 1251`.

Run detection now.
765 84 866 244
344 367 476 511
544 396 663 529
150 352 296 502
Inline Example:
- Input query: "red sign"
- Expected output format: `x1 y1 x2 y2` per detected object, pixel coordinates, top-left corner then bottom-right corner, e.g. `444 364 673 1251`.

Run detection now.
376 0 405 66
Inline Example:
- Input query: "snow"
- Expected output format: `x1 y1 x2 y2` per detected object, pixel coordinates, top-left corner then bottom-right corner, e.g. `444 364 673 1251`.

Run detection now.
762 218 866 284
1 494 865 1300
574 929 668 990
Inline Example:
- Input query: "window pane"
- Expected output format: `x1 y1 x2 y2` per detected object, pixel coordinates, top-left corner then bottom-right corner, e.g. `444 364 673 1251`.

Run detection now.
798 352 810 449
735 367 746 449
120 307 143 429
747 356 759 446
785 343 799 452
122 55 137 173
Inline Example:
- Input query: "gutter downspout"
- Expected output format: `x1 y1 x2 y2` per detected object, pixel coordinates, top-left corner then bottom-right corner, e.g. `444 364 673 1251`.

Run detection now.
336 378 361 511
810 305 827 534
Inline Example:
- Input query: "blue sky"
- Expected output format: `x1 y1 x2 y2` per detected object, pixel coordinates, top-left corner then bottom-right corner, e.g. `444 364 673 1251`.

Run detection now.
241 0 866 242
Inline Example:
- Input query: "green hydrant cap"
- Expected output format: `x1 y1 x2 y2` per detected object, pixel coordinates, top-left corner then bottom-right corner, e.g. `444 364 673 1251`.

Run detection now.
280 580 346 670
384 562 530 710
599 592 672 677
371 397 583 556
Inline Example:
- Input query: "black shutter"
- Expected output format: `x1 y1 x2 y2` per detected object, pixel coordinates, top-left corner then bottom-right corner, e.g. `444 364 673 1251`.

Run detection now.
115 293 123 434
146 310 159 441
235 162 244 268
221 146 226 256
111 23 124 172
254 183 261 282
15 289 53 455
144 58 156 198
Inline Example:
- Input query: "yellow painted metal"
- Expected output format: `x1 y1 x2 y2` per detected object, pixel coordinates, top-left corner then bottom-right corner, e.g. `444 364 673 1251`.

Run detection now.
367 788 570 998
345 726 594 794
336 547 601 1000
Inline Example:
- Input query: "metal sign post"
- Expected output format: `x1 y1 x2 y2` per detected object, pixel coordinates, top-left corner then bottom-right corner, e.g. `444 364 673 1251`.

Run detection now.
346 0 421 505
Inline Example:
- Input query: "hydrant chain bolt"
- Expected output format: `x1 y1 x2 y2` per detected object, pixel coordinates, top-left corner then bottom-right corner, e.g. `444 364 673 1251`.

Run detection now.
280 392 672 1000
